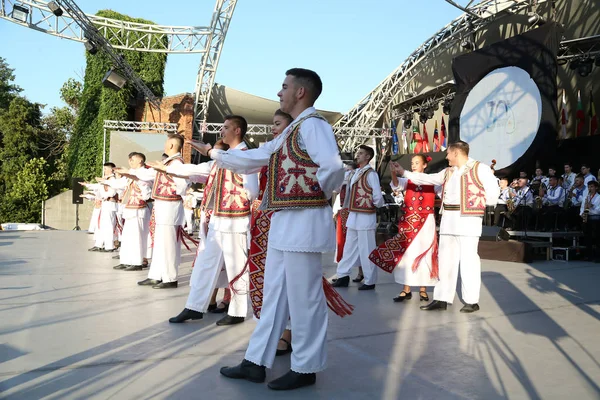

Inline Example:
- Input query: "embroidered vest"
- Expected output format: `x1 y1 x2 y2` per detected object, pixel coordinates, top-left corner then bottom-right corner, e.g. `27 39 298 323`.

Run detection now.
152 156 184 202
348 169 376 214
404 181 436 215
261 113 329 211
123 180 148 209
257 165 268 201
442 161 486 216
200 162 250 218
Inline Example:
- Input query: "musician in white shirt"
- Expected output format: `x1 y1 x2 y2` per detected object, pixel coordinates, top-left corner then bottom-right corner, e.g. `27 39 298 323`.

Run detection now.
539 176 565 231
494 177 512 227
567 175 586 230
581 181 600 262
562 163 577 191
507 178 534 230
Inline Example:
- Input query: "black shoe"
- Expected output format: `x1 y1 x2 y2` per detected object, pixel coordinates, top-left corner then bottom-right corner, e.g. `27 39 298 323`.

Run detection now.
276 338 293 356
216 315 245 326
210 303 229 314
460 303 480 313
88 246 101 252
153 281 178 289
113 264 129 270
331 276 349 287
112 255 120 259
393 291 412 302
220 359 266 383
352 274 364 283
419 291 429 302
169 308 203 323
99 248 116 253
138 278 162 286
124 265 144 271
268 370 316 391
207 303 217 312
358 284 375 291
420 300 448 311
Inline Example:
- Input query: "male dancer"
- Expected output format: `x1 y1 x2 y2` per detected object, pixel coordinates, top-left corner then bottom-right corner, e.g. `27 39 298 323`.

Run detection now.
89 163 118 252
333 145 383 290
194 68 345 390
120 135 189 289
391 141 499 313
166 115 258 326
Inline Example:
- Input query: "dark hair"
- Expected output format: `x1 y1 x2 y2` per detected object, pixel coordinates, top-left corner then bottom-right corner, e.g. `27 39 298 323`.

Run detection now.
412 154 428 164
549 175 558 181
447 140 469 156
588 181 599 188
167 134 184 151
162 153 169 159
274 109 293 123
499 177 509 182
564 162 572 167
576 173 585 179
358 145 375 161
581 163 591 169
128 152 146 163
548 166 556 171
128 152 137 159
103 162 116 168
224 115 248 139
286 68 323 103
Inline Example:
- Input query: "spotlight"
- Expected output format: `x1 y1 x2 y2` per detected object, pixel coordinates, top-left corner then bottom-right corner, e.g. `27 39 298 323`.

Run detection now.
461 39 472 50
403 119 412 130
11 4 29 23
249 137 255 143
569 59 580 71
84 40 98 55
577 57 594 77
102 69 127 91
426 108 435 119
419 113 428 124
47 1 63 17
528 13 546 26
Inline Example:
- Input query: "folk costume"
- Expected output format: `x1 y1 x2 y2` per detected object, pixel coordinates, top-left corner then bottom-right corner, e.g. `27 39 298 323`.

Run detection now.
369 179 439 287
104 171 152 267
332 171 353 263
95 175 118 251
335 164 384 286
133 153 189 284
167 143 259 318
183 191 197 235
403 158 499 306
210 107 346 374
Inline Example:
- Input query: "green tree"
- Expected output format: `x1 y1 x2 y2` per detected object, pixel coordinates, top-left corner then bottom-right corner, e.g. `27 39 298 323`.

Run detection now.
59 78 83 112
0 158 48 223
0 56 22 111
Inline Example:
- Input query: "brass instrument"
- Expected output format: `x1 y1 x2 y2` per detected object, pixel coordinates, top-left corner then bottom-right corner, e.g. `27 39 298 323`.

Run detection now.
506 198 516 213
582 195 591 224
535 185 546 209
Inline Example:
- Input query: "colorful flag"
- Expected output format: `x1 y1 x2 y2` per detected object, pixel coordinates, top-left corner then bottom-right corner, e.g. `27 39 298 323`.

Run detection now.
440 116 447 150
433 120 440 152
560 89 568 139
410 125 421 153
391 120 399 155
402 125 408 153
576 90 585 137
589 89 598 136
422 122 431 153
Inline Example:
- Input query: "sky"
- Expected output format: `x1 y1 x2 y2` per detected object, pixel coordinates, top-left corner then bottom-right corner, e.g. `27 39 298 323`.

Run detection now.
0 0 468 114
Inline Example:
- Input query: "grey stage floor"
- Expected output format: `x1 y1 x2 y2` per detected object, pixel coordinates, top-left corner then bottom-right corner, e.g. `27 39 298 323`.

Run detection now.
0 231 599 400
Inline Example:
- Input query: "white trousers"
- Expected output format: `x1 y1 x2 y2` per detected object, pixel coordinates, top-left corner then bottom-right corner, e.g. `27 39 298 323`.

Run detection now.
184 209 194 234
245 247 327 373
433 235 481 304
95 210 116 250
336 228 378 285
88 208 100 233
120 211 149 266
186 229 248 317
147 225 180 283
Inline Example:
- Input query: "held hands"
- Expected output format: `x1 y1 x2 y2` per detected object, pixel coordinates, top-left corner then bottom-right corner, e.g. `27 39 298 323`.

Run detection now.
390 161 405 177
186 139 212 156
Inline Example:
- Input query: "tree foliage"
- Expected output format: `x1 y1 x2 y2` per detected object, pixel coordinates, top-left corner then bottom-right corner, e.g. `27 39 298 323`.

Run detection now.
0 158 49 223
0 57 22 111
68 10 167 180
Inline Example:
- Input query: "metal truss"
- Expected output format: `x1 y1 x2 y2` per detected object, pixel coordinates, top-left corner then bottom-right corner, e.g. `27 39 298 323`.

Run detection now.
391 81 456 120
334 0 533 153
103 120 179 133
558 34 600 62
193 0 238 141
0 0 212 53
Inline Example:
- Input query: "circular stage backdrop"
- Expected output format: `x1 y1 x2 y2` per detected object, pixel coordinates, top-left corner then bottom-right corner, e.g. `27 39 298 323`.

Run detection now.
459 66 542 170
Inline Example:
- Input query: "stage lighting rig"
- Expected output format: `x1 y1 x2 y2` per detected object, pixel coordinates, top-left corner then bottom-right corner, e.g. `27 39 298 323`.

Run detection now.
527 13 546 27
47 1 63 17
52 0 161 109
11 4 29 23
577 57 594 77
461 39 473 50
403 119 412 130
83 39 97 55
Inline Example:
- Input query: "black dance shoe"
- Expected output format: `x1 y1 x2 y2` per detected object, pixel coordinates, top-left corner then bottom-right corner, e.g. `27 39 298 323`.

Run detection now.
152 281 178 289
124 265 144 271
331 276 349 287
268 370 316 391
393 291 412 302
460 303 480 313
358 284 375 291
138 278 161 286
216 315 245 326
420 300 448 311
169 308 203 323
220 359 266 383
113 264 128 270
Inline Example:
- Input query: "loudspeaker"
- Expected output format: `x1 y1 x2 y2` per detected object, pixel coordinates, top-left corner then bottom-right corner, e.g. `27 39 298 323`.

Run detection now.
72 177 84 204
480 225 510 242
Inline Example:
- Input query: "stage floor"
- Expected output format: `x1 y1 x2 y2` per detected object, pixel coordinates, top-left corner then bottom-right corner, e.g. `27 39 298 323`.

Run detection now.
1 231 599 399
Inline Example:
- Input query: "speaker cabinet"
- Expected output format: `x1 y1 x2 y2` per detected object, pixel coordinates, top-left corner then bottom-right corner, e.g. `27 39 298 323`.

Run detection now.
72 177 84 204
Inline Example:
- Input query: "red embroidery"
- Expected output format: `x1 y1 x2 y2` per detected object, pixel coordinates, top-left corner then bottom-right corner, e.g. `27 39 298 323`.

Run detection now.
151 157 184 202
349 170 376 213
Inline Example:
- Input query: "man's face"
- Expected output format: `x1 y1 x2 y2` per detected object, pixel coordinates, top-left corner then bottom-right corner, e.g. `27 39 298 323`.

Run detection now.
549 168 556 176
589 184 598 195
535 168 543 176
277 75 298 114
564 165 572 174
518 178 528 188
575 177 583 187
129 155 143 169
582 166 590 175
220 120 239 145
354 149 370 166
445 149 458 167
103 166 113 177
549 177 558 187
499 179 508 189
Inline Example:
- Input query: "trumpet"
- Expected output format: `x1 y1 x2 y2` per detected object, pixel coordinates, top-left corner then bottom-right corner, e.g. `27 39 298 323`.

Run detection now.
583 195 591 224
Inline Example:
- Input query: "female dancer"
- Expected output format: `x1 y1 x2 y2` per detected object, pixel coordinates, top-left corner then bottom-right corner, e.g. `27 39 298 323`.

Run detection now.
369 154 440 302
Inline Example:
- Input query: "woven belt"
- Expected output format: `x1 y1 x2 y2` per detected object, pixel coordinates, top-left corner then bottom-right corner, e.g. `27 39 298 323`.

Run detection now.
443 204 460 211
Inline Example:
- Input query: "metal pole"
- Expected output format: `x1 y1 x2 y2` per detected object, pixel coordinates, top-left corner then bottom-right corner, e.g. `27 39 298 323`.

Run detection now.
74 203 81 231
41 200 45 227
103 127 106 166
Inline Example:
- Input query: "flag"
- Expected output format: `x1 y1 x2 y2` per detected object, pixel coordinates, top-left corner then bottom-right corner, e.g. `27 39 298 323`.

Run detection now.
391 120 399 155
422 122 431 153
440 116 447 150
433 120 440 152
576 90 585 137
589 89 598 136
410 125 420 153
402 125 408 153
560 89 568 139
